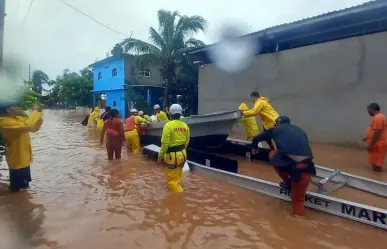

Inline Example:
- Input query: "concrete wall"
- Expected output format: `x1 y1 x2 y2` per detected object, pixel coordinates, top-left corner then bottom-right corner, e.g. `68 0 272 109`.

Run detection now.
124 56 162 86
93 57 125 91
198 31 387 145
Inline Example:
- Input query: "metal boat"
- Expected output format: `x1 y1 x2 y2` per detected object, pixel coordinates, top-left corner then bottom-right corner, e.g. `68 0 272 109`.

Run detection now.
141 110 242 149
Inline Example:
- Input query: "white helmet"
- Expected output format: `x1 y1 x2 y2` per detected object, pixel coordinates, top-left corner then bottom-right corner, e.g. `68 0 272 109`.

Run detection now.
130 108 138 113
169 104 183 115
138 111 144 115
153 104 160 110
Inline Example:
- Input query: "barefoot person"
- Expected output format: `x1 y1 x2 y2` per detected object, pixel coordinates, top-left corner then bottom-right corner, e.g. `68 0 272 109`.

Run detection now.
0 103 43 192
364 103 387 172
251 116 316 216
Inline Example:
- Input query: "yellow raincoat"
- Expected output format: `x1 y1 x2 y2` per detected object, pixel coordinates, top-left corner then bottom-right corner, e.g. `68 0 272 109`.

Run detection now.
158 119 190 192
243 97 279 129
156 111 169 122
0 111 42 170
124 115 147 153
142 115 153 123
238 103 259 141
87 107 100 127
96 119 104 133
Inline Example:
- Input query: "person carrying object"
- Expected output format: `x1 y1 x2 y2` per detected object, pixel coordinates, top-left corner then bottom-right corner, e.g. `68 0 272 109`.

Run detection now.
154 104 169 122
0 102 43 192
157 104 190 192
251 116 316 216
238 103 259 141
243 91 279 149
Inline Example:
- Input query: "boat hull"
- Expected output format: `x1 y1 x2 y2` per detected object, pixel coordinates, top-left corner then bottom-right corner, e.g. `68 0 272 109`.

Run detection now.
142 111 241 149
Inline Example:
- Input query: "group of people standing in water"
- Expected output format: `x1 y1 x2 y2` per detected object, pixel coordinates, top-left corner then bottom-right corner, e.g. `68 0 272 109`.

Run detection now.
85 103 190 193
0 91 385 218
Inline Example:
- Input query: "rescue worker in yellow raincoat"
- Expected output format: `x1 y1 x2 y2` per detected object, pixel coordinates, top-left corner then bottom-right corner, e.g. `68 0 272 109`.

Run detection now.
124 109 150 153
243 91 279 149
154 104 169 122
157 104 190 192
138 111 153 123
238 103 259 141
97 106 111 133
87 107 100 128
0 103 43 192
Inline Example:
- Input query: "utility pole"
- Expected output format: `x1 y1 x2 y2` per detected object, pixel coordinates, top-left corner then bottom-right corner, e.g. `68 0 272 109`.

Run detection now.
28 63 31 82
0 0 5 68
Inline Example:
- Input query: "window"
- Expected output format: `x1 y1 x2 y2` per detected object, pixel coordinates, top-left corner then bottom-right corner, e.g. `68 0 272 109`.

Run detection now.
113 101 116 107
112 68 118 77
138 70 151 77
98 72 102 80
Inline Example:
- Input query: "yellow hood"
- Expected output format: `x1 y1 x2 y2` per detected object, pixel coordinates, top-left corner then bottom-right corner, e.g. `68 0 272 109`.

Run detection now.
93 107 100 113
238 103 249 111
258 97 269 102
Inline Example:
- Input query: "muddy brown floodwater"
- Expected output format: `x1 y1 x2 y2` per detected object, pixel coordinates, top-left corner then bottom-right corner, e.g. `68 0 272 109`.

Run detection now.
0 110 386 249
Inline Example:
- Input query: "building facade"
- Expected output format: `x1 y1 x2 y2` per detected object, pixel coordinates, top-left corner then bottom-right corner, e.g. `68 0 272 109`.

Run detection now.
189 0 387 145
90 55 163 118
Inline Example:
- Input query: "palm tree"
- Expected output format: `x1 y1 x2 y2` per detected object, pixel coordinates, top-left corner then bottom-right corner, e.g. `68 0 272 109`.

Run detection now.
120 9 206 107
31 70 54 94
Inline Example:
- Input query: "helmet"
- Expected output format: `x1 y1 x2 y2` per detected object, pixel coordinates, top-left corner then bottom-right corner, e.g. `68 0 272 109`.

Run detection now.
169 104 183 115
138 111 144 115
130 108 138 113
153 104 160 110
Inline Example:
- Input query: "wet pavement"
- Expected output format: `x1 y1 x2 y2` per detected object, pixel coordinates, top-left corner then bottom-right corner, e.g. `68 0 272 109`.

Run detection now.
0 110 386 249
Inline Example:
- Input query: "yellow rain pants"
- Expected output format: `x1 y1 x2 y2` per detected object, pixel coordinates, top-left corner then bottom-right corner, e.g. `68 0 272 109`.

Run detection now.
96 119 104 133
238 103 259 140
124 130 141 153
164 150 187 193
0 111 42 170
158 119 190 192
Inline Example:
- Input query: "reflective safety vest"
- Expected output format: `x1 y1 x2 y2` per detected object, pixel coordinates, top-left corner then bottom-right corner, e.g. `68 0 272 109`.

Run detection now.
125 116 141 134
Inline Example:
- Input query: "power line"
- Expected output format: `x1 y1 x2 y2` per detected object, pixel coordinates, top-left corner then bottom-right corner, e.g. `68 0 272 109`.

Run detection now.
22 0 35 25
58 0 129 37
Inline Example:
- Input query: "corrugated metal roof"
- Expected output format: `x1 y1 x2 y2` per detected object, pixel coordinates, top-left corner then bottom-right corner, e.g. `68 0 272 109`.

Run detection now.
189 0 387 54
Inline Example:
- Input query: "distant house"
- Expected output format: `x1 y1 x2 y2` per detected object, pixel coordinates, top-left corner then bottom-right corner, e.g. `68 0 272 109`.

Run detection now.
89 55 164 118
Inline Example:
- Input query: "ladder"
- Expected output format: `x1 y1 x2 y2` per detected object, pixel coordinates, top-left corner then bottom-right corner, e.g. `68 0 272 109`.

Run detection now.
226 138 387 198
142 144 387 230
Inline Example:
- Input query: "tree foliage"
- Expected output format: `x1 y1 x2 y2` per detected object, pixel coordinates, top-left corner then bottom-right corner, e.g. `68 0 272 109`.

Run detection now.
120 9 206 107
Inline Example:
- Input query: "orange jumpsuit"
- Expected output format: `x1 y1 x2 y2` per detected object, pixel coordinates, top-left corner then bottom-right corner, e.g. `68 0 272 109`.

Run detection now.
269 150 312 216
365 113 387 168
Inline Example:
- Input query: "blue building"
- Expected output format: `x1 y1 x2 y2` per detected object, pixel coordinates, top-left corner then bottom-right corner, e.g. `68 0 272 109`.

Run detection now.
89 55 164 118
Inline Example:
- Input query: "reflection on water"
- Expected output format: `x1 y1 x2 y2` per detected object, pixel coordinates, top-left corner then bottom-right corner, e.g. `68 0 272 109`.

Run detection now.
0 110 386 249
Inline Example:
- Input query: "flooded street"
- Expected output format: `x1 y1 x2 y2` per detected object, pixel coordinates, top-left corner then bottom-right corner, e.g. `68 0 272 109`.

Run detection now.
1 110 387 249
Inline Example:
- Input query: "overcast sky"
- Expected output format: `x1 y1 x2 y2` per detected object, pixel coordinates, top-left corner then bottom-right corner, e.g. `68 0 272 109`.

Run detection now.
4 0 368 80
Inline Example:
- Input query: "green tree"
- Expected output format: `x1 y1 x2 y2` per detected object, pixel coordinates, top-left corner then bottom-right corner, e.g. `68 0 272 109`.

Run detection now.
120 9 206 107
30 70 54 94
56 68 93 107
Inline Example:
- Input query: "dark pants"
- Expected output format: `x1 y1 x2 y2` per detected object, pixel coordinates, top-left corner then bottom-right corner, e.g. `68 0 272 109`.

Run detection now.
263 127 275 150
9 166 32 192
107 135 122 160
